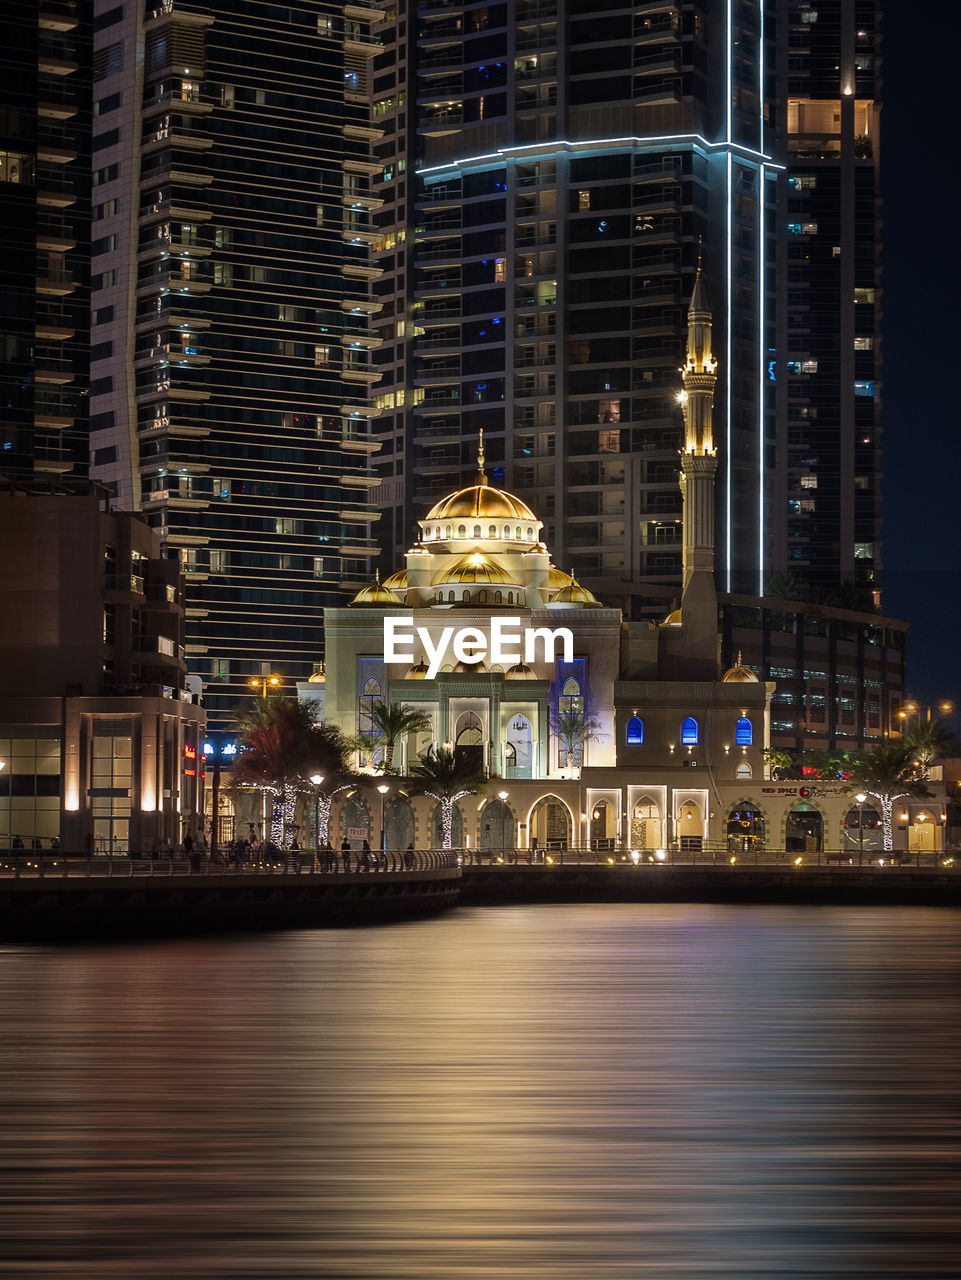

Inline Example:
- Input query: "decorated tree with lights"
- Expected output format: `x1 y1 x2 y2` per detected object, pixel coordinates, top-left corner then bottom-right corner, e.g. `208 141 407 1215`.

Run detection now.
409 744 487 849
903 718 960 778
846 742 931 852
231 698 352 845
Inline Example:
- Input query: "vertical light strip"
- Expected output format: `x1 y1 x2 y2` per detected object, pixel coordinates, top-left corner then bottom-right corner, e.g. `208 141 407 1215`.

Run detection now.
759 0 765 155
757 165 766 597
726 0 733 143
725 150 733 592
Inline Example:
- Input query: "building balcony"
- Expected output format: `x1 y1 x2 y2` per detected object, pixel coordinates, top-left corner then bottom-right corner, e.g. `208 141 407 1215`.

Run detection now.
37 143 77 164
38 54 78 75
137 418 210 440
142 90 215 119
36 271 74 296
35 322 74 342
139 197 212 225
136 271 212 298
39 0 79 32
35 359 74 385
341 431 381 454
36 179 75 208
133 637 186 667
34 411 74 430
105 573 146 596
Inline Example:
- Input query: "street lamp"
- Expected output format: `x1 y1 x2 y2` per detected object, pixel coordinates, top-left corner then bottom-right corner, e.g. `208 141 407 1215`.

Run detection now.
899 699 954 725
377 783 390 854
310 774 324 857
250 674 280 698
855 792 866 864
497 789 510 852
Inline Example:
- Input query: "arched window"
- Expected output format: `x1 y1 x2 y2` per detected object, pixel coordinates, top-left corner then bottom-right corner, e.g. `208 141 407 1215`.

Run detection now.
445 525 452 539
457 524 466 538
489 525 497 538
626 716 644 745
495 590 502 603
559 676 583 717
681 716 699 745
514 526 521 539
473 524 481 538
359 676 382 737
735 717 753 746
503 524 510 538
448 590 455 602
478 590 487 604
735 760 752 779
526 526 533 539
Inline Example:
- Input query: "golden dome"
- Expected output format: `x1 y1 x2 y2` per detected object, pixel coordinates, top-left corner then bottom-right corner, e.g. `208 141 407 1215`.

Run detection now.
425 483 538 523
662 608 683 626
349 570 404 608
405 656 429 679
382 569 408 592
722 650 759 683
551 573 602 607
505 662 537 680
547 565 575 594
433 552 520 587
424 429 538 524
307 662 326 684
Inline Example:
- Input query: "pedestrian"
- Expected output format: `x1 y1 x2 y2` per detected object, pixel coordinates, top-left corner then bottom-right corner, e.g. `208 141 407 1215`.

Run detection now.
32 836 43 852
361 838 371 872
12 834 24 851
404 841 414 870
183 830 194 855
322 839 334 872
341 836 351 872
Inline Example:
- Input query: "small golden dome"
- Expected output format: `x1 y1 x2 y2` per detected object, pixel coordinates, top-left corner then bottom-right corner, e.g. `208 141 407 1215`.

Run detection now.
547 565 575 594
349 570 404 608
405 656 429 679
505 662 537 680
453 659 489 674
722 650 759 683
307 662 326 684
662 608 683 626
433 552 520 587
551 572 601 607
382 568 408 592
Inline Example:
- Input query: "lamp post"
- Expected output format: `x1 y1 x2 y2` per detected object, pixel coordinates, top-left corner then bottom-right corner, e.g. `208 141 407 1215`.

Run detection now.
497 789 510 853
855 791 866 864
898 699 954 729
310 774 324 859
250 674 280 698
377 783 390 855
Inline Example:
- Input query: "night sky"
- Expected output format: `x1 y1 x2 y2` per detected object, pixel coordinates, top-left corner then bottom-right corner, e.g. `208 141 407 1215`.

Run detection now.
880 2 960 710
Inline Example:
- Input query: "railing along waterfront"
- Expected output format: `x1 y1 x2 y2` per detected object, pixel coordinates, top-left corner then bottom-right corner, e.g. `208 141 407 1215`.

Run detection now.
0 850 459 880
456 847 958 871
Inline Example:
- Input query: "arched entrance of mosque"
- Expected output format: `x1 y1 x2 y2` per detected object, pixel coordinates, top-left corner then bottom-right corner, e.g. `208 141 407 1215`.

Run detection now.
909 809 940 854
676 799 703 852
454 711 484 772
786 801 822 853
384 796 415 851
479 798 514 851
590 800 614 850
504 713 532 779
630 797 662 850
430 800 464 849
528 794 573 852
726 804 766 855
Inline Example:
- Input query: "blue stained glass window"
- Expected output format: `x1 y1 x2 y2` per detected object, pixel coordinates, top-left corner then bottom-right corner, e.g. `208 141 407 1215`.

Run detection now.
626 716 643 745
681 716 699 745
735 717 753 746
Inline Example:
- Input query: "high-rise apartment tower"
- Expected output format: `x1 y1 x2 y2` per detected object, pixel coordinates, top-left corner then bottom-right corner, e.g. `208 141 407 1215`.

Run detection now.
87 0 384 724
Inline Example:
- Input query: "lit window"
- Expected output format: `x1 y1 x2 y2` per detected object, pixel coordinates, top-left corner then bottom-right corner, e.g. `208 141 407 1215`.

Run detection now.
801 360 818 374
626 716 644 745
680 717 698 746
854 336 873 350
0 150 36 185
800 474 818 489
735 717 753 746
854 288 875 304
802 222 818 235
735 761 752 779
854 380 874 397
315 345 331 365
854 542 874 560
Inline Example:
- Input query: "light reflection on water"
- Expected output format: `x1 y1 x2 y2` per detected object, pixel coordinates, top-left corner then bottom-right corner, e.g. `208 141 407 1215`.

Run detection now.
1 904 959 1278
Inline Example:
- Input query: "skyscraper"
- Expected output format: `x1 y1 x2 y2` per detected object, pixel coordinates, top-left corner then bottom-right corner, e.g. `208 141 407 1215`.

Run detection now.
1 0 91 484
369 0 883 610
87 0 384 724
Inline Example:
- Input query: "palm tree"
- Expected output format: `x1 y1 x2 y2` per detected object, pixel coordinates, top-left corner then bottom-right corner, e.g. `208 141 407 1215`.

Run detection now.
370 702 433 774
409 745 487 849
847 742 931 852
904 718 961 778
231 698 352 844
550 706 601 777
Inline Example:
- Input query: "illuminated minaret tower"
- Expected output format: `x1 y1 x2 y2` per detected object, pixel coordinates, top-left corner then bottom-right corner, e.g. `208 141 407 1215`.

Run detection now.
673 261 721 675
